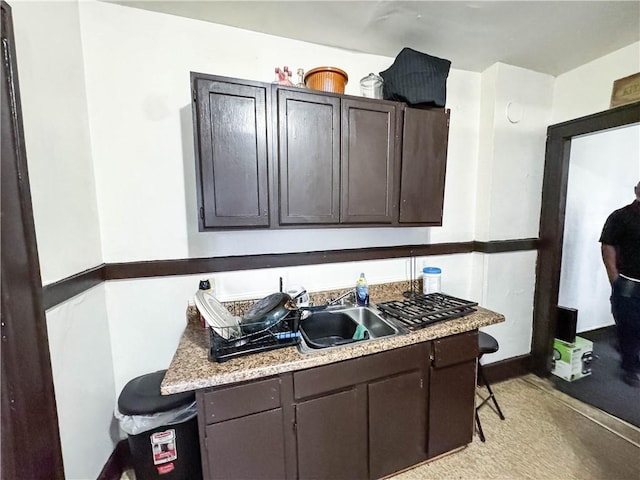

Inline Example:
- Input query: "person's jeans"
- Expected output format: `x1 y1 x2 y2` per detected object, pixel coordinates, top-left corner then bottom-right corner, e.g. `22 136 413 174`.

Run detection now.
611 276 640 374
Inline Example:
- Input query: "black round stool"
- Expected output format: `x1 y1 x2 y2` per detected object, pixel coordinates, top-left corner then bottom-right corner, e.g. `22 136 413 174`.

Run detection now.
475 331 505 442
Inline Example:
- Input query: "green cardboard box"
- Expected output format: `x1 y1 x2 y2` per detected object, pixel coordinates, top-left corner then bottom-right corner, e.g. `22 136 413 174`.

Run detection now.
551 336 594 381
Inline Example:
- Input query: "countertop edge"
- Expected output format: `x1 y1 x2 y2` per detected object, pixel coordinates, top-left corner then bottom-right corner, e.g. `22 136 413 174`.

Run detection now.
161 307 504 395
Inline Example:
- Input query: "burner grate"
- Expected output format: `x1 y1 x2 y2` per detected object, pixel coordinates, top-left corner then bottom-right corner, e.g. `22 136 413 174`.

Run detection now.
376 293 478 330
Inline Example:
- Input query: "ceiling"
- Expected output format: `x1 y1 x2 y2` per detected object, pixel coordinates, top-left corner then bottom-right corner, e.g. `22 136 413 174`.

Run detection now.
110 1 639 76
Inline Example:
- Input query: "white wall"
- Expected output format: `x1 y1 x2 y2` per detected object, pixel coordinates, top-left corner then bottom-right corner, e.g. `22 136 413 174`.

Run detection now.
14 0 635 476
107 253 476 394
77 0 481 264
46 286 115 480
476 63 554 241
12 0 102 285
553 40 640 333
472 63 553 363
475 251 537 362
559 124 640 332
552 42 640 124
12 2 113 479
76 1 547 384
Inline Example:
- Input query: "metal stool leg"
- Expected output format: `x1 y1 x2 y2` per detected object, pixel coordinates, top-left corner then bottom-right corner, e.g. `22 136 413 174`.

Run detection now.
475 362 505 442
475 409 486 442
478 364 505 420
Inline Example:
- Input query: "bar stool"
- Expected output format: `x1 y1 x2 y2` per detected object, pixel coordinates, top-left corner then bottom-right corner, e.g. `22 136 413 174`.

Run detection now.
475 331 505 442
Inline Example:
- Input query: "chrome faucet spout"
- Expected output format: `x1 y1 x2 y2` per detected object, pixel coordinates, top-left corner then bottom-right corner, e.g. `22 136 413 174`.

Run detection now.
327 288 356 306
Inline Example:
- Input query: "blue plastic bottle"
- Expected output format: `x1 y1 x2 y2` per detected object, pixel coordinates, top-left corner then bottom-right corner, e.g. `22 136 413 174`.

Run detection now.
356 273 369 306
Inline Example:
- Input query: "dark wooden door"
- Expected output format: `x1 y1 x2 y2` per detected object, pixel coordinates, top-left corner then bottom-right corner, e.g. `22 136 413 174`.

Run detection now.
204 409 287 480
399 107 449 225
192 75 270 228
368 370 427 479
277 89 340 225
341 99 396 223
295 387 368 480
1 2 64 478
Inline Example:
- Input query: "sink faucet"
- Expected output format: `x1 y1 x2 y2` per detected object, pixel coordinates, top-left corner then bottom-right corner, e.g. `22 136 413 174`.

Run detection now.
327 288 355 306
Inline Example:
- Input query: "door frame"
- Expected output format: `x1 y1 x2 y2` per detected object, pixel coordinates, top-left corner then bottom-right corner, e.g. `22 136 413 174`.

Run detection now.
1 1 64 477
531 101 640 375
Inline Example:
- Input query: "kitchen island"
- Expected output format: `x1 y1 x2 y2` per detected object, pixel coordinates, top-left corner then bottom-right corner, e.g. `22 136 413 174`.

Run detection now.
162 304 504 480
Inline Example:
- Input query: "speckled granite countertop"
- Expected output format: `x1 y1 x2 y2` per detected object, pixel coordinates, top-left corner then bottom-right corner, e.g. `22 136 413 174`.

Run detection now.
161 305 504 395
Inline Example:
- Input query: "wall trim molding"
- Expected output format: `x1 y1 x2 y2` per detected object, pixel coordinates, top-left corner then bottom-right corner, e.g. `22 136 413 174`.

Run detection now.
42 238 539 310
481 354 532 385
42 264 105 310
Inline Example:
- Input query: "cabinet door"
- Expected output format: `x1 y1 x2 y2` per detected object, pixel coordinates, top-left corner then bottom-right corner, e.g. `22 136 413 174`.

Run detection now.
369 370 427 479
428 361 476 458
428 332 478 458
193 76 270 228
341 99 396 223
204 409 286 480
399 107 449 225
277 89 340 224
295 387 368 480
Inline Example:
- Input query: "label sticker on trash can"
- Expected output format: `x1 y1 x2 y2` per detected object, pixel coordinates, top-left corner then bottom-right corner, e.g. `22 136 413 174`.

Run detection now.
151 429 177 466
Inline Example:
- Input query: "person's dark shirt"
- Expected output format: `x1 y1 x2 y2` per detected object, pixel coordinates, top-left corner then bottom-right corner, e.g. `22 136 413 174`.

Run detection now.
599 200 640 279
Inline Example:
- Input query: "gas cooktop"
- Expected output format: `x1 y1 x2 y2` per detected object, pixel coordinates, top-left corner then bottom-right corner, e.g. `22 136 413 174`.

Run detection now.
376 293 478 330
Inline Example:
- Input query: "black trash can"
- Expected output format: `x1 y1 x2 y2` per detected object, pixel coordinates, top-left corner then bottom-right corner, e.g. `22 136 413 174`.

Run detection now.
117 370 202 480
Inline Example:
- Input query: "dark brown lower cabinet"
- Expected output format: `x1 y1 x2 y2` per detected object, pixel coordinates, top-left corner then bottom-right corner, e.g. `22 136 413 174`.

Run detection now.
204 409 286 480
292 343 429 480
197 333 479 479
197 375 296 480
369 369 427 478
427 331 479 458
295 387 368 480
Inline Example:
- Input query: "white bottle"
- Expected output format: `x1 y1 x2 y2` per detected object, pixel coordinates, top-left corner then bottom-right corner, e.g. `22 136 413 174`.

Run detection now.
422 267 442 295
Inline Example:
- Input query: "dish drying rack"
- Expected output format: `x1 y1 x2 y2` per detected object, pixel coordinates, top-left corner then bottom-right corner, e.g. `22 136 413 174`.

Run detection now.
195 291 300 363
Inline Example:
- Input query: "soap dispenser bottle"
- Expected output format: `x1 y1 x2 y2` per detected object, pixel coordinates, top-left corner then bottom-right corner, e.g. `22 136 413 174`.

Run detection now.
356 273 369 306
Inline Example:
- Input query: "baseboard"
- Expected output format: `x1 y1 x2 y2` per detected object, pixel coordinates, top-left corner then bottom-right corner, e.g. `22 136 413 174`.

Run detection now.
97 440 131 480
481 354 532 385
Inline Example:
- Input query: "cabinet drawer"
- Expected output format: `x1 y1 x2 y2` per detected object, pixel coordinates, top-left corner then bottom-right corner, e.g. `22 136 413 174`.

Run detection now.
432 330 479 368
203 377 281 424
294 343 428 399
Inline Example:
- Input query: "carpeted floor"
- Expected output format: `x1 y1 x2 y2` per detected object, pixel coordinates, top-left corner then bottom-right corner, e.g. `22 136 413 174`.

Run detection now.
122 375 640 480
551 326 640 427
393 375 639 480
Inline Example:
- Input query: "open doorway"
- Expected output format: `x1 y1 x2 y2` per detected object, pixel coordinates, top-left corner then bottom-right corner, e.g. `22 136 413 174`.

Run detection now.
553 124 640 427
531 101 640 426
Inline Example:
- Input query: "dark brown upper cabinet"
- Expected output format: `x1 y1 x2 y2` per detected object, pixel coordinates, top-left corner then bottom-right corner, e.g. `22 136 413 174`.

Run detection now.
191 72 449 230
399 107 450 225
277 90 398 226
277 89 340 225
341 98 398 224
192 74 271 229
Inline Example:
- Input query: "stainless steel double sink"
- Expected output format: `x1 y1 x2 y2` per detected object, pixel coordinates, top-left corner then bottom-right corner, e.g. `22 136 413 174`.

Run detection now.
297 305 407 354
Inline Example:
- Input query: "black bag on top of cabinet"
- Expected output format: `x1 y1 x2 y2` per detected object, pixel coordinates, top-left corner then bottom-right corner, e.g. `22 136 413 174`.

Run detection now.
379 47 451 107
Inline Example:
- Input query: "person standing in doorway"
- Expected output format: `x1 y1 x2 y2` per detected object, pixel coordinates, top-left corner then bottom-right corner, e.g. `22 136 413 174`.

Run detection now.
600 180 640 388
